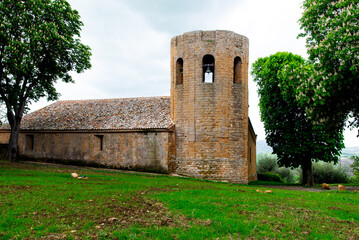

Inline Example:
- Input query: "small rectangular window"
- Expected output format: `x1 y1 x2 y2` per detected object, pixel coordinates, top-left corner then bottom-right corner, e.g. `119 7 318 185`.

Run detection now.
95 135 104 151
25 135 34 151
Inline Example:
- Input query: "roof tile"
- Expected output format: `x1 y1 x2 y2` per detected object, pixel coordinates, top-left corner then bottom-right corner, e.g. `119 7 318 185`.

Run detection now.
1 97 173 131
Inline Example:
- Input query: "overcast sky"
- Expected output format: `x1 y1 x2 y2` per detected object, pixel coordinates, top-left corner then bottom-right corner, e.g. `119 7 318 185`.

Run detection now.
29 0 359 148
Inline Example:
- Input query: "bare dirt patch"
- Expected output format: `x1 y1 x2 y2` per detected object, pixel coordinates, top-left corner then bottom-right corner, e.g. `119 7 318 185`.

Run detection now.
0 184 35 196
97 190 191 228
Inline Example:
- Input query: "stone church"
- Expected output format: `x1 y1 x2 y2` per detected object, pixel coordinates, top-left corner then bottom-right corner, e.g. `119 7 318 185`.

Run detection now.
0 30 257 183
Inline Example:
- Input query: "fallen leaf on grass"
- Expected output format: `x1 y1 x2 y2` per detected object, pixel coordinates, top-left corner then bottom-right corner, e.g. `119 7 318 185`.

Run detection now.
108 217 119 223
338 185 346 191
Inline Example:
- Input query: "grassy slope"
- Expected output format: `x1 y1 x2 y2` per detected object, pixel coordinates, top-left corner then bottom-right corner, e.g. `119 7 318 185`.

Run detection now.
0 160 358 239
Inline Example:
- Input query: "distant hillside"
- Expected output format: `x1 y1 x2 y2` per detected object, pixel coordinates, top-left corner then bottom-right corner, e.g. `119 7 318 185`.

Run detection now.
256 139 359 158
341 147 359 158
256 139 357 176
341 147 358 176
256 140 273 154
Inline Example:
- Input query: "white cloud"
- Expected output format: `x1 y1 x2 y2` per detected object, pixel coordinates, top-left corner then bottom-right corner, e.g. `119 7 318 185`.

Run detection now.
43 0 172 103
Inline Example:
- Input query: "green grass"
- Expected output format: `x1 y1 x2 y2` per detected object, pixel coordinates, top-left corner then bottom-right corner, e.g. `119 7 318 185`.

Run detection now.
0 160 358 239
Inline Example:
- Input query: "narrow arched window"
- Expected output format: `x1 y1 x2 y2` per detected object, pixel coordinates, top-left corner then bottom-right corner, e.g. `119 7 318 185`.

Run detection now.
203 55 215 83
233 56 242 84
176 58 183 85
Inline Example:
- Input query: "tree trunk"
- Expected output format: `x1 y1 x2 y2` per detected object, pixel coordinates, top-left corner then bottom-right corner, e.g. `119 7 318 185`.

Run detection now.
6 119 21 162
302 158 314 187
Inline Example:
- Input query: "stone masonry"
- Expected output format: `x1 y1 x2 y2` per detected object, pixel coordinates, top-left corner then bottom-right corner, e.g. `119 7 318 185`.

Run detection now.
17 130 173 173
170 30 251 183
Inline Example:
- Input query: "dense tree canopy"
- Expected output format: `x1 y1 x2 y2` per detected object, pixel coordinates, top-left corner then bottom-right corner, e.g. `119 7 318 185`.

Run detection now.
251 52 344 186
0 0 91 160
297 0 359 132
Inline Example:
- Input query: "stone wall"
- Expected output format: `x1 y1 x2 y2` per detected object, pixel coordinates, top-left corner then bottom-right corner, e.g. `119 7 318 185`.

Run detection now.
248 120 257 181
0 144 7 159
0 131 10 144
171 30 251 183
16 130 174 173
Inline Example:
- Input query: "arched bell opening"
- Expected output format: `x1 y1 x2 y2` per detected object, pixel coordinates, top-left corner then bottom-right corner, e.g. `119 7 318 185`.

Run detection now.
202 55 215 83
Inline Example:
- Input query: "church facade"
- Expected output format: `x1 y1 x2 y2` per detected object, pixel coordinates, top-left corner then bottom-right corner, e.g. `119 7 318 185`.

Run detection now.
0 30 257 183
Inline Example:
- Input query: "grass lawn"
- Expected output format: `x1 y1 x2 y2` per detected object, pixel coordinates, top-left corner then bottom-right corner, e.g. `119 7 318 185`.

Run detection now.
0 160 358 239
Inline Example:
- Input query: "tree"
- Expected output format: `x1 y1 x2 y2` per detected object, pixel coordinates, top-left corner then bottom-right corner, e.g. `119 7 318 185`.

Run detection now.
350 156 359 180
0 0 91 161
297 0 359 134
251 52 344 186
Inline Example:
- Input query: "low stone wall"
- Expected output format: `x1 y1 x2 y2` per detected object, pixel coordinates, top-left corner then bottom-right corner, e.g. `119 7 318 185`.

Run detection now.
17 130 174 173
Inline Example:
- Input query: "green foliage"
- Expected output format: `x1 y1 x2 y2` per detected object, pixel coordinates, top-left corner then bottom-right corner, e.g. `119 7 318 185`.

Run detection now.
350 155 359 179
256 154 278 174
276 167 296 184
0 0 91 104
310 161 350 184
251 52 344 186
0 0 91 160
257 154 298 183
349 177 359 183
297 0 359 131
257 172 284 183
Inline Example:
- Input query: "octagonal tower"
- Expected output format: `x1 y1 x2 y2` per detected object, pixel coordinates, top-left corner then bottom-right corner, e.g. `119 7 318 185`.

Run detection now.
170 30 250 183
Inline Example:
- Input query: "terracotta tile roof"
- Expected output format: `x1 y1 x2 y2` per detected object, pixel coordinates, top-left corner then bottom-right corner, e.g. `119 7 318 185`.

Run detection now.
1 97 173 131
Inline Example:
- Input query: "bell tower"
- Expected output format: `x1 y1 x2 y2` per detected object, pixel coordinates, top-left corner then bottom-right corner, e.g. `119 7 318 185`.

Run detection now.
170 30 250 183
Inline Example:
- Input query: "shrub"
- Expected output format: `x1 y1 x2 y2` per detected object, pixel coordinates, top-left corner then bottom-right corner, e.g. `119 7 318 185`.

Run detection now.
257 154 278 174
257 154 298 183
349 177 359 183
312 161 349 184
350 155 359 180
257 172 284 183
276 167 295 183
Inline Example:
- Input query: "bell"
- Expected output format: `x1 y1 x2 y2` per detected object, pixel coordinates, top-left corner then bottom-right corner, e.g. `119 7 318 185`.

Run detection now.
205 66 212 74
